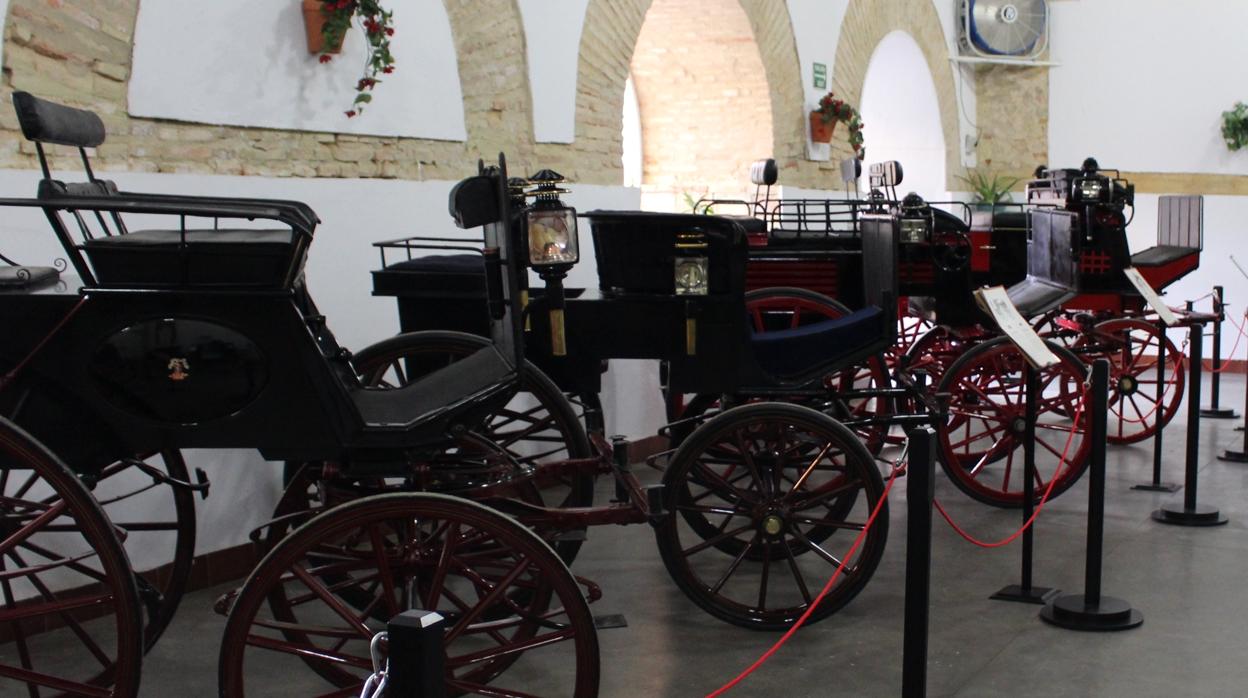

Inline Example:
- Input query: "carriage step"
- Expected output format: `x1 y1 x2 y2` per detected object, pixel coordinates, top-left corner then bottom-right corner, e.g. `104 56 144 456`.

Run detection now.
645 484 667 523
593 614 628 630
214 588 240 616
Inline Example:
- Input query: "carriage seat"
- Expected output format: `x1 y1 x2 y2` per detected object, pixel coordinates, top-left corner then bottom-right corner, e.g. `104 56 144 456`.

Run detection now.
1130 245 1198 267
749 306 885 380
722 215 767 236
0 265 59 288
350 345 515 433
1006 278 1075 319
83 228 297 286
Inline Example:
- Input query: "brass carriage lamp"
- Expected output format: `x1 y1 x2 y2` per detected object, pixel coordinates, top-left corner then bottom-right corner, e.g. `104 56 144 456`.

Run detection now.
524 169 579 356
898 193 931 244
1072 156 1108 203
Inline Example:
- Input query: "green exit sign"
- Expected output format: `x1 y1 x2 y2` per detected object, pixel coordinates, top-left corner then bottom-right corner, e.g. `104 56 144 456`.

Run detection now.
813 62 827 89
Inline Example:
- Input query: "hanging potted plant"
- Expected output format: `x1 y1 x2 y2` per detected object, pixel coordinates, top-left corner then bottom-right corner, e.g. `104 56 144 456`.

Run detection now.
305 0 396 117
811 92 865 159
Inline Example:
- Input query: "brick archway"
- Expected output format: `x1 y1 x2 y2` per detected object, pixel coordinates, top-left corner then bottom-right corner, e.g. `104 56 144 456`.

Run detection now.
830 0 962 189
570 0 805 187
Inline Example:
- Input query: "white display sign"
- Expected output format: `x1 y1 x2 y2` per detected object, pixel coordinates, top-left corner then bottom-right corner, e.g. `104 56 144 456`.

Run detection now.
974 286 1061 369
1123 267 1179 327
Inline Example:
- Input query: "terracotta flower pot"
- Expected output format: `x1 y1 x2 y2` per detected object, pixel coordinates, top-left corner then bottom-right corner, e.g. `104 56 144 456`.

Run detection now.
302 0 344 55
809 111 836 144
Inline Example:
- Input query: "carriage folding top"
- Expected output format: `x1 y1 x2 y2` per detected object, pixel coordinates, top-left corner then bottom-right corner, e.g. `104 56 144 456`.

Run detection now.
0 92 527 468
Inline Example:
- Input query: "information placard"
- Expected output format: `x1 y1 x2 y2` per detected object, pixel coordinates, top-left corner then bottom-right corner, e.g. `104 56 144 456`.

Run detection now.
1123 267 1179 327
974 286 1061 369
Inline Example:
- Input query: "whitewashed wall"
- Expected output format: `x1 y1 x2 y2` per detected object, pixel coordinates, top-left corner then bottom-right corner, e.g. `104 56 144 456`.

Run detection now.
517 0 590 143
128 0 467 140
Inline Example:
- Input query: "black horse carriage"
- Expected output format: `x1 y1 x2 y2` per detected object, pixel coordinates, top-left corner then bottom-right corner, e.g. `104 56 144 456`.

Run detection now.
0 93 954 696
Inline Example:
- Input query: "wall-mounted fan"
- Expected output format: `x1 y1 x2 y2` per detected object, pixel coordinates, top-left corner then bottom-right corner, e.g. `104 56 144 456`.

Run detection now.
958 0 1049 61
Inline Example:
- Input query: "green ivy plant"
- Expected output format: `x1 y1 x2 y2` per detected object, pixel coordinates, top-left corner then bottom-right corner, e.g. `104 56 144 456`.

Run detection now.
1222 102 1248 152
315 0 396 117
956 170 1020 204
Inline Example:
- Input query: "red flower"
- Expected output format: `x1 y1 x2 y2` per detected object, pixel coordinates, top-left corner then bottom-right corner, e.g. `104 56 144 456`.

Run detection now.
345 110 357 118
382 66 394 74
385 28 394 36
319 54 333 64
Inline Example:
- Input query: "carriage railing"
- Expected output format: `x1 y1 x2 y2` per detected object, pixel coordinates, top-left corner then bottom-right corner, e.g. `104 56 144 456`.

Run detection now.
0 195 315 290
372 235 486 269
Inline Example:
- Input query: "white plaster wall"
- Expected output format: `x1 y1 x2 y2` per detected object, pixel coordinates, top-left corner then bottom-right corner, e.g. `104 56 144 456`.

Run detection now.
1049 0 1248 175
517 0 590 144
860 31 949 200
0 0 10 67
0 168 644 561
128 0 467 140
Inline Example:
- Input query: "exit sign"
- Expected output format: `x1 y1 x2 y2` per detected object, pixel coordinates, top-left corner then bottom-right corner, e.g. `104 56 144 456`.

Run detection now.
813 62 827 89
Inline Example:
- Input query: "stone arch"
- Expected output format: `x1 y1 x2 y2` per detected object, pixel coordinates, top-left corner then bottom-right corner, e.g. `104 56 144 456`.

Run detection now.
830 0 962 189
569 0 806 186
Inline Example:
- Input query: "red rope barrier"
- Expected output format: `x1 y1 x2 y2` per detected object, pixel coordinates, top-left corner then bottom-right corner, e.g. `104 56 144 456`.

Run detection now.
933 400 1084 548
704 465 901 698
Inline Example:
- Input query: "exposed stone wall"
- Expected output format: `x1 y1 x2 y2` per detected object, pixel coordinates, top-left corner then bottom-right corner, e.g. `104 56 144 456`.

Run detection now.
629 0 773 203
974 63 1049 186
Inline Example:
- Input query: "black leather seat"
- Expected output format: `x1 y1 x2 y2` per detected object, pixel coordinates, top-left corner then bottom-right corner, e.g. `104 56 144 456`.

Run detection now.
723 215 767 236
1006 279 1075 318
84 228 296 286
371 253 487 297
350 344 515 432
749 306 885 380
0 266 59 288
1131 245 1198 267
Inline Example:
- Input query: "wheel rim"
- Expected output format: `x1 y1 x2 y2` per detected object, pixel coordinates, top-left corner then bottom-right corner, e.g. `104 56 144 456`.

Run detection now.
1072 318 1183 444
937 339 1090 507
0 423 143 697
220 494 599 697
657 405 887 630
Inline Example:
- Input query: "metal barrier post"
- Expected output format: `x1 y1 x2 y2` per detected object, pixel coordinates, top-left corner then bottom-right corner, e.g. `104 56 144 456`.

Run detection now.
1040 359 1143 631
1153 324 1229 526
1201 286 1237 418
1134 321 1180 491
992 363 1058 604
1219 365 1248 462
387 610 447 698
902 426 936 698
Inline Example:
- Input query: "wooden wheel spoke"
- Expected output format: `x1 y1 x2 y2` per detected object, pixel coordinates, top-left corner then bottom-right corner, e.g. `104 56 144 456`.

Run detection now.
709 533 758 594
243 632 372 670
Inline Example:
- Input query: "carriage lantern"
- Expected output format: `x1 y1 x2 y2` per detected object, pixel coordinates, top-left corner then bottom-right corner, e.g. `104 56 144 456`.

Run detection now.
524 169 578 355
674 232 710 295
898 192 931 243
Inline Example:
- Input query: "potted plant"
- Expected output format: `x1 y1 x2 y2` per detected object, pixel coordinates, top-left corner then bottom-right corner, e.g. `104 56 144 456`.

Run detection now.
957 170 1020 210
1222 102 1248 152
304 0 396 117
811 92 865 158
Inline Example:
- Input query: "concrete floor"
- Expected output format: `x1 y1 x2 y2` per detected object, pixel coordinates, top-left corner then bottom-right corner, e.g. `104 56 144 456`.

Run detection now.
135 376 1248 697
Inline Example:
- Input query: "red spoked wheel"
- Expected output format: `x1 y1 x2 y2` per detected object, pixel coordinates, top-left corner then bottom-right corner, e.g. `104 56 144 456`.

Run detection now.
218 493 599 697
742 287 894 453
0 418 143 697
902 325 977 387
1071 318 1184 444
655 403 888 630
888 313 934 372
936 337 1091 507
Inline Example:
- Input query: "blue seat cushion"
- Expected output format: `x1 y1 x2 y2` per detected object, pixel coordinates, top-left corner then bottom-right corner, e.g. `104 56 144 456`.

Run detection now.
749 306 885 379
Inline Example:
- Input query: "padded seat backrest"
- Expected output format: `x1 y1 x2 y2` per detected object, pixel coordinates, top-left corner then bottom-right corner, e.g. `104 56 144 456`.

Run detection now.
859 214 900 340
1027 208 1078 290
12 92 105 148
749 159 777 186
1157 195 1203 250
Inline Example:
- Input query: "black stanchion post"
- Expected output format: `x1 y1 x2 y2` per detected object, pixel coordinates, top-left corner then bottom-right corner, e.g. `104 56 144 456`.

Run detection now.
992 363 1058 604
902 426 936 698
387 610 447 698
1201 286 1237 419
1153 323 1229 526
1134 321 1180 491
1220 362 1248 462
1040 359 1143 631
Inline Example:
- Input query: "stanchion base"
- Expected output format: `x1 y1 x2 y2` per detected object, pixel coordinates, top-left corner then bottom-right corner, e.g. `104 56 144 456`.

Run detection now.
1131 482 1181 492
1219 450 1248 463
1039 594 1142 632
1152 504 1229 527
1199 408 1239 419
991 584 1059 605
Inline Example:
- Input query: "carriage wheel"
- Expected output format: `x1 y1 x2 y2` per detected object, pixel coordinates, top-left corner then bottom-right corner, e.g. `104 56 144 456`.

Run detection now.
91 451 196 651
1072 318 1184 444
218 493 599 697
936 337 1090 507
655 403 888 630
0 418 143 697
288 330 594 562
742 287 893 453
888 313 934 372
903 326 973 385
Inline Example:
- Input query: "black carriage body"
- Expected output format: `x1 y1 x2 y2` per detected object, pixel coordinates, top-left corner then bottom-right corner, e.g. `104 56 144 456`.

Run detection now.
0 279 364 467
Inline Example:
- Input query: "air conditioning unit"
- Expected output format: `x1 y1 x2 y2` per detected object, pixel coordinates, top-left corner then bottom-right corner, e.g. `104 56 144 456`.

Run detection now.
958 0 1049 62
